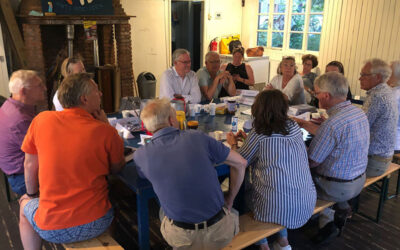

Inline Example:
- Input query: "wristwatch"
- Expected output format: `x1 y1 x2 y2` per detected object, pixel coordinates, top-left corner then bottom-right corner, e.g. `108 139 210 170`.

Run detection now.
26 191 39 198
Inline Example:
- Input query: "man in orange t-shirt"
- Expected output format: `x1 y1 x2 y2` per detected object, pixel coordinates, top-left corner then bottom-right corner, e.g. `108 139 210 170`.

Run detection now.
19 73 125 249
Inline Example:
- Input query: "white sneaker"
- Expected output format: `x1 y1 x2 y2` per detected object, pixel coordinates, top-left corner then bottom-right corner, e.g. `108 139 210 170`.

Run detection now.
272 241 292 250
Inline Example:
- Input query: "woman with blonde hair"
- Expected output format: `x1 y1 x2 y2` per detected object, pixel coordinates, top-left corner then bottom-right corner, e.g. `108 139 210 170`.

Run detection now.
266 56 305 105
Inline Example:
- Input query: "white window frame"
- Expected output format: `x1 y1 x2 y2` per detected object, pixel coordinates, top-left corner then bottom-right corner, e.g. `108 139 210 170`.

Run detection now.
257 0 324 53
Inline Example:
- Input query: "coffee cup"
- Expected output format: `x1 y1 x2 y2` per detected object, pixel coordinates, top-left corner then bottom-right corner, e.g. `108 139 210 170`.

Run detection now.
195 104 202 113
122 110 131 118
187 120 199 129
210 103 216 116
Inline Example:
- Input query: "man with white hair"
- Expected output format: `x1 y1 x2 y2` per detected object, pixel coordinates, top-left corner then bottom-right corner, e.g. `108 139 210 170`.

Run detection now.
159 48 201 103
387 60 400 154
197 51 236 102
0 70 46 195
359 58 398 177
134 98 247 249
295 72 369 243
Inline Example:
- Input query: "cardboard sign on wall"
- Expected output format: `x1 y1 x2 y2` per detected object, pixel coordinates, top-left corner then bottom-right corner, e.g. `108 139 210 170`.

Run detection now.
42 0 114 15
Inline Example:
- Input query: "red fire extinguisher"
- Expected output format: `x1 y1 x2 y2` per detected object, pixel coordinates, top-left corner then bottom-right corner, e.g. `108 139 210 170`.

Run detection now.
210 38 218 52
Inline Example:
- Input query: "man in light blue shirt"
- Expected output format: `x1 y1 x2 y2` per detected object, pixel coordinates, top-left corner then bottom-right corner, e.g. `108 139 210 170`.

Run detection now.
134 98 247 249
360 58 398 177
296 72 369 244
197 52 236 102
159 49 201 104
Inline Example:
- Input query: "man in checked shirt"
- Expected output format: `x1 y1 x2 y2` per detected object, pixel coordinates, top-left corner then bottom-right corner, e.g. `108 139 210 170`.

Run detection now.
295 72 369 244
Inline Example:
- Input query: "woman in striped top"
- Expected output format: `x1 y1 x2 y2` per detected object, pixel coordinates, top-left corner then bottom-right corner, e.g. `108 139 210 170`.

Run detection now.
227 90 316 250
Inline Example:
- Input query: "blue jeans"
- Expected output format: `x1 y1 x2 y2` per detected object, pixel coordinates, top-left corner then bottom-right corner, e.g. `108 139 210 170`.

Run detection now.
255 228 288 245
24 198 114 244
7 174 26 195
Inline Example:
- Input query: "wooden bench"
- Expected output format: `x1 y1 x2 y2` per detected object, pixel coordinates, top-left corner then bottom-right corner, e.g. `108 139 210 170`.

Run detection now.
355 162 400 222
222 199 335 250
62 231 123 250
223 163 400 250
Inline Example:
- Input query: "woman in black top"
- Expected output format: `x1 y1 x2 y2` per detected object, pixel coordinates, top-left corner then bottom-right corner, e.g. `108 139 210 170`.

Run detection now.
326 61 353 101
221 47 255 93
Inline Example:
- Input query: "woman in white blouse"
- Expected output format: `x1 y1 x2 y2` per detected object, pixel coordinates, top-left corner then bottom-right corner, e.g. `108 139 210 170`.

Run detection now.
265 56 305 105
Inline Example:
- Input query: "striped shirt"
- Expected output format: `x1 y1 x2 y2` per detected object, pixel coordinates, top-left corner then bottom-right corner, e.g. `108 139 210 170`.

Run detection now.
362 83 398 157
238 120 316 229
309 101 370 179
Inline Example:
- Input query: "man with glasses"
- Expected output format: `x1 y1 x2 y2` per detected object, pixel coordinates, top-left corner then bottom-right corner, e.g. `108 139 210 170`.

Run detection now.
160 48 201 104
359 58 398 177
197 51 236 102
294 72 369 244
0 70 46 195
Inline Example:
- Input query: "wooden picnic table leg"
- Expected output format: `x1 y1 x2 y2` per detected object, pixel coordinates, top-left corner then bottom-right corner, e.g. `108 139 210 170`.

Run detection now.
376 177 389 223
137 191 151 250
396 169 400 196
3 173 10 202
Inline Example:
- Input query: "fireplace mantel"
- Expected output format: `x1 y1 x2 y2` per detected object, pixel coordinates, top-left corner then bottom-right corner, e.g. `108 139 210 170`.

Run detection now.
17 15 135 25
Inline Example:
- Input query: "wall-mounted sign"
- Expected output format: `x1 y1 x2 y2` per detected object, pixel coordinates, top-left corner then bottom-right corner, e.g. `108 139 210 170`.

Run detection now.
42 0 114 15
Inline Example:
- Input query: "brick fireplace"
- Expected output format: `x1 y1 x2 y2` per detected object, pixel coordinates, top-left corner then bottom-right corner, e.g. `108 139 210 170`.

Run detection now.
17 0 136 110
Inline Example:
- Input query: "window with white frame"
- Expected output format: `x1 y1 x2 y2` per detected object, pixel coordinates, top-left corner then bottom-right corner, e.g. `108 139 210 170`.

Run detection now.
257 0 324 51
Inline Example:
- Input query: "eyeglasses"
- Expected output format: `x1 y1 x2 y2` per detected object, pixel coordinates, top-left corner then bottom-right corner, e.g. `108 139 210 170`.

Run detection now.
207 60 221 64
359 73 376 78
178 60 191 65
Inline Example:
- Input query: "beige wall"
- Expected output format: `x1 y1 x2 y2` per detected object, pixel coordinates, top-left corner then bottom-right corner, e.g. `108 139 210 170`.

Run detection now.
120 0 170 97
319 0 400 97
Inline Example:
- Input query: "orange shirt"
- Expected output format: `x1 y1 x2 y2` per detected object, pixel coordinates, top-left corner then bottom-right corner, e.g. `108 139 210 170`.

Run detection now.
22 108 124 230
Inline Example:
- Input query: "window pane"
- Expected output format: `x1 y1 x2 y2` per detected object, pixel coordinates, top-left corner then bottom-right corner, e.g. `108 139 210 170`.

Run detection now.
307 34 320 51
257 32 268 46
273 15 285 30
272 32 284 47
309 14 323 32
291 15 304 31
311 0 324 12
289 33 303 49
274 0 286 13
258 15 269 30
259 0 269 13
292 0 306 13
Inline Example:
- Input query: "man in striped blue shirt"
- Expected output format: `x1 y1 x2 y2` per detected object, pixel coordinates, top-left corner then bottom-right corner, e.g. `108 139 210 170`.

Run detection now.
296 72 369 244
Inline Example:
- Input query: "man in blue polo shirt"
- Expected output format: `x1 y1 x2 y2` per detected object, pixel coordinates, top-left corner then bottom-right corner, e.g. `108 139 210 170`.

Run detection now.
295 72 369 244
134 98 247 249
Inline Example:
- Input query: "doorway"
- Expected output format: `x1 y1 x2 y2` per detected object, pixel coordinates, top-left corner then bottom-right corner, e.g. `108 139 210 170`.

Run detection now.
171 0 203 71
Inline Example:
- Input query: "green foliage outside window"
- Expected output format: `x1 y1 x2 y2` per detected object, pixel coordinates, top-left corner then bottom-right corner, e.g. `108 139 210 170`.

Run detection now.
257 0 324 51
307 34 320 51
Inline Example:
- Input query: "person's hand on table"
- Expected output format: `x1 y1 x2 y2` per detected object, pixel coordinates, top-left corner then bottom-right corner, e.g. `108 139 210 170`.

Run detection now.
216 71 230 84
291 117 320 135
92 109 109 124
310 116 326 125
264 83 274 90
232 74 240 82
226 132 238 147
235 130 247 141
173 94 183 99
